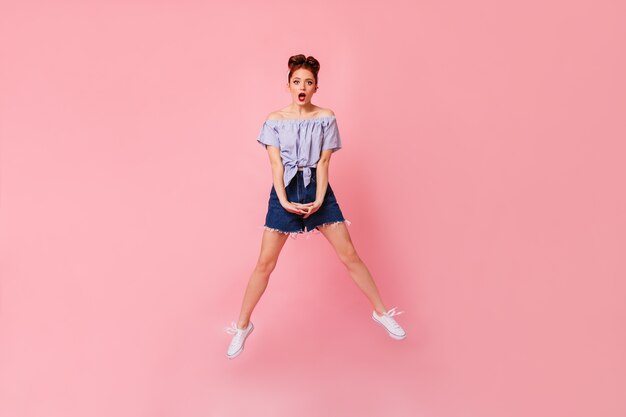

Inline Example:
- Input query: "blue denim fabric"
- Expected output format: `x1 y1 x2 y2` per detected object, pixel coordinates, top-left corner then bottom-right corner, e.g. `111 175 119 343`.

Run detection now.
264 167 346 235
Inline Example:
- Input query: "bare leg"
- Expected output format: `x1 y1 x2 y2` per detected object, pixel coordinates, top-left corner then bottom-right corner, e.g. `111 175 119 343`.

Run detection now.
235 229 290 329
316 222 388 315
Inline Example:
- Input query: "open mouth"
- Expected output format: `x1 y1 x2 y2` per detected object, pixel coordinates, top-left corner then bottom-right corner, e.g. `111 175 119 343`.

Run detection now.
298 93 306 102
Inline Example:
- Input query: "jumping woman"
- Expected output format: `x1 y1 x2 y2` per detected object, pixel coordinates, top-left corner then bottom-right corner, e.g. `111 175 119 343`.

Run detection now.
225 54 406 359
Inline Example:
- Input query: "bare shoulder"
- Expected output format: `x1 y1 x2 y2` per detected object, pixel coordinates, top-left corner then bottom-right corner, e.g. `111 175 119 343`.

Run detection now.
265 111 282 121
319 108 336 117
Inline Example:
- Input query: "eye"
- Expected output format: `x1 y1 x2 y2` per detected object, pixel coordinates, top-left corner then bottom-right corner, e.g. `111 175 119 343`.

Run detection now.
294 80 299 84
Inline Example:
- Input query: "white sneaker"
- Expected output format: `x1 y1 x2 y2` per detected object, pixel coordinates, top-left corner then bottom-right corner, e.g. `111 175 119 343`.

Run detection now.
372 307 406 340
225 321 254 359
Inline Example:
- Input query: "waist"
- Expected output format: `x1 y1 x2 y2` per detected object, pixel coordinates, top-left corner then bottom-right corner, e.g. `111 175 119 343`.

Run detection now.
297 166 316 171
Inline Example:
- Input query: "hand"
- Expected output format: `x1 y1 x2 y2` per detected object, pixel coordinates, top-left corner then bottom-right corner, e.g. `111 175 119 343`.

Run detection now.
293 200 322 219
281 200 313 215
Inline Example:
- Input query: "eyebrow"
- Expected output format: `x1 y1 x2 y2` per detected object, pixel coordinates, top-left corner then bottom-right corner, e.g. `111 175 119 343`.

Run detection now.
293 77 314 81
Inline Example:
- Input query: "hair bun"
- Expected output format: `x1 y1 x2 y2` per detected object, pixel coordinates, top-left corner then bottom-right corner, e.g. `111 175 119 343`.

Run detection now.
287 54 321 83
288 54 306 69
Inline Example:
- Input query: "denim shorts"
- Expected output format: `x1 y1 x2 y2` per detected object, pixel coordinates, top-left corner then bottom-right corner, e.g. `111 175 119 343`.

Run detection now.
263 167 350 239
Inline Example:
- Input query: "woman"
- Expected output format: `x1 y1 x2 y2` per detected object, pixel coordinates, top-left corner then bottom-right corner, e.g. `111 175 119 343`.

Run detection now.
225 54 406 359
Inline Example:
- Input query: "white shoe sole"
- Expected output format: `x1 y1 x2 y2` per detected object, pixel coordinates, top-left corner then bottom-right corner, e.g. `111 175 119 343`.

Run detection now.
226 324 254 359
372 315 406 340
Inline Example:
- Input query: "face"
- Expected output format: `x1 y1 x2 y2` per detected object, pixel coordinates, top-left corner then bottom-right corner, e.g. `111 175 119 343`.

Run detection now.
288 68 317 105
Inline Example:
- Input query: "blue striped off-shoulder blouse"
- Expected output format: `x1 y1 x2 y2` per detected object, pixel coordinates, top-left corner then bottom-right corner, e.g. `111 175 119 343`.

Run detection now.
256 115 342 188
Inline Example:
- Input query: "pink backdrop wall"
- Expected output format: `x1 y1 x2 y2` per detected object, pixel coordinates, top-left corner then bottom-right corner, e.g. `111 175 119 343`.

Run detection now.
1 1 624 416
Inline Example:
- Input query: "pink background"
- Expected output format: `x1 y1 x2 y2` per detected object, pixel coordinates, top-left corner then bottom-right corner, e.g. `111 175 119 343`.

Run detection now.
1 1 625 417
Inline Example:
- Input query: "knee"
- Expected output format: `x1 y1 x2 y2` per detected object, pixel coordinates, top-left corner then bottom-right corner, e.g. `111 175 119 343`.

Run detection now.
255 258 277 275
338 247 361 266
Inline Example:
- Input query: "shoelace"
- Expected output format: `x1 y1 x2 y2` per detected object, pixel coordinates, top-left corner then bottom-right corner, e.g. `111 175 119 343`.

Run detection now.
225 321 243 335
380 307 404 329
385 306 404 317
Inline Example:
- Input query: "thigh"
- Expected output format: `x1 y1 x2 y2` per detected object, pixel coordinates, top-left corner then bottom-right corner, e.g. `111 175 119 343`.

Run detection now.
259 227 290 264
315 221 356 258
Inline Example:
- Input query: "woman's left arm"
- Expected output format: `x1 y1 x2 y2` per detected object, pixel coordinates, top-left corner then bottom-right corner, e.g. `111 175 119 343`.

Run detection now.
314 150 333 204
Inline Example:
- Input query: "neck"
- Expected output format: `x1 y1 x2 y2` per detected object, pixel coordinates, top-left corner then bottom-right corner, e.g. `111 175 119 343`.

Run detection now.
286 103 317 116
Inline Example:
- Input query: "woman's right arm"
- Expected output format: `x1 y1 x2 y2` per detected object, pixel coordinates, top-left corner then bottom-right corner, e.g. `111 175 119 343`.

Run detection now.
266 146 288 205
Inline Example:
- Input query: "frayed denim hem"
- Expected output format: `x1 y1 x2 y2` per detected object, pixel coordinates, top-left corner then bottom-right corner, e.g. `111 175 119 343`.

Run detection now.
259 219 352 240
